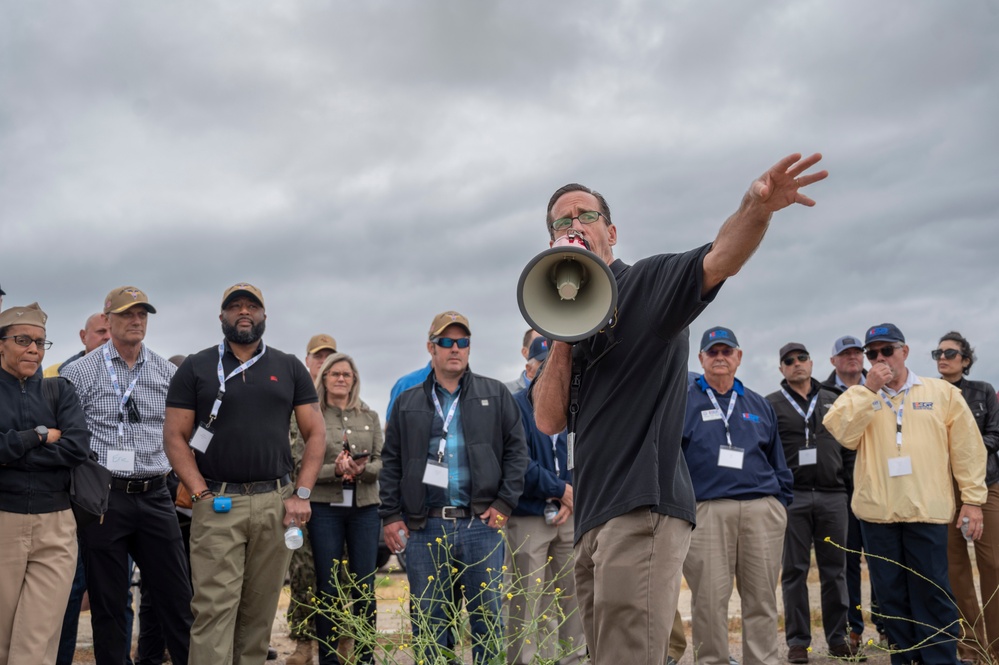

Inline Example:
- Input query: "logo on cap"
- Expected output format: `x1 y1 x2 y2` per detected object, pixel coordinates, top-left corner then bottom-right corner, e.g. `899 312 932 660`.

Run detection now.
710 330 729 339
124 288 140 300
870 327 889 336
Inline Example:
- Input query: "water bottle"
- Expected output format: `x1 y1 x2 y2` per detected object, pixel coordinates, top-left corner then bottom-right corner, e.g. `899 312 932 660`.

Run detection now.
285 523 304 550
544 501 559 525
396 528 408 552
961 516 973 542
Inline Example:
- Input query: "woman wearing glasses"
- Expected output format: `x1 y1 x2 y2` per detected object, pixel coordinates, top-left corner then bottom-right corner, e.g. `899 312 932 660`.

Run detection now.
936 332 999 664
293 352 383 665
0 303 90 664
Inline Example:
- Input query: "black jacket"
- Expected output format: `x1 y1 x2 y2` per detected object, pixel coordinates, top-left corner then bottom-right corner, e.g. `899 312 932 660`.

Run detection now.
1 369 91 513
822 368 868 394
952 377 999 486
766 378 855 493
379 369 529 530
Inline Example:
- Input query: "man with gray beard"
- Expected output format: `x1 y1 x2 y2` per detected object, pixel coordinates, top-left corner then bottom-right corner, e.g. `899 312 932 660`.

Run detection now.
164 283 326 665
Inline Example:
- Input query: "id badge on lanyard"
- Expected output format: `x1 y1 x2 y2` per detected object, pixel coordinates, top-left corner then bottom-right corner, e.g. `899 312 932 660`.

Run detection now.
880 389 913 477
780 388 819 467
423 387 459 489
189 341 266 453
706 387 743 470
103 344 141 473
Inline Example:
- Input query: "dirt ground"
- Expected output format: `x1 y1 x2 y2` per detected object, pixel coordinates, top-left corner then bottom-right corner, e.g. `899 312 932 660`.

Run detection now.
70 552 957 664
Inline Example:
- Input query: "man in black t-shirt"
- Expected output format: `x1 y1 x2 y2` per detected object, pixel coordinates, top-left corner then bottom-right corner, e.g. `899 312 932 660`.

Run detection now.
532 153 827 665
164 283 326 665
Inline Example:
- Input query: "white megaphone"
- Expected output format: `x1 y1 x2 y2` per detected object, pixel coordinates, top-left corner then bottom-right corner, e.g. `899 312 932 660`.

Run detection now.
517 231 618 343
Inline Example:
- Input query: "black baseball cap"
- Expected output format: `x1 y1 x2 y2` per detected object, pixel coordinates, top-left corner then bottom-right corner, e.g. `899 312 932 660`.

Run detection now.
779 342 809 361
865 323 905 346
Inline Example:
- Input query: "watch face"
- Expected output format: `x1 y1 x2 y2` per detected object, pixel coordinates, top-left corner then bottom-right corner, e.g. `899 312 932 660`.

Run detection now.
296 487 311 500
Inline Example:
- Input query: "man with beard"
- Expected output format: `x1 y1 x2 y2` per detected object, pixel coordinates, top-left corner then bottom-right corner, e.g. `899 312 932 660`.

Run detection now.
62 287 194 665
164 283 326 665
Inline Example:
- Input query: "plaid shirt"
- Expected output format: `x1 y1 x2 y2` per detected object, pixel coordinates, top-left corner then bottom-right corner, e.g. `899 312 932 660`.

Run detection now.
62 341 175 478
426 383 471 508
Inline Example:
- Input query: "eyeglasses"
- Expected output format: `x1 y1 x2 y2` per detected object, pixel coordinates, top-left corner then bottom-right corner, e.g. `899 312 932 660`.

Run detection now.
551 211 604 232
431 337 470 349
324 371 354 380
865 344 902 361
703 346 736 357
931 348 962 361
1 335 53 350
782 353 810 366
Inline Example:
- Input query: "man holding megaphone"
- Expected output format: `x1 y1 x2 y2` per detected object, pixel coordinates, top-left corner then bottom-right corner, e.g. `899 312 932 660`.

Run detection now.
530 153 827 665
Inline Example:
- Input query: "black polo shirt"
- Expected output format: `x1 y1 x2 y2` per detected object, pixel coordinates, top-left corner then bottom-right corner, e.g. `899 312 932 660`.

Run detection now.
166 340 317 483
567 243 720 542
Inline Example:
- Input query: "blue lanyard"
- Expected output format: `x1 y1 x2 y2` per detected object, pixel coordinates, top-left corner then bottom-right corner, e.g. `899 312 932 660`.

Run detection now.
102 343 142 442
208 340 267 426
705 387 739 448
431 386 460 463
780 388 819 446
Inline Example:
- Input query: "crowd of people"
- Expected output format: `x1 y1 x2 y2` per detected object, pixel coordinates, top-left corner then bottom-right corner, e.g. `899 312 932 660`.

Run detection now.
2 151 997 665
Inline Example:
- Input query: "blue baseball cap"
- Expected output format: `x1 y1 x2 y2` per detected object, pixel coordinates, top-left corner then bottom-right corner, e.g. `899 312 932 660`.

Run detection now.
700 326 739 352
528 337 550 362
865 323 905 346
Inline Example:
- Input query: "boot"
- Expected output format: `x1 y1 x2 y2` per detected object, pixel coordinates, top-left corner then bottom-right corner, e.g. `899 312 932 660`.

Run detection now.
285 640 314 665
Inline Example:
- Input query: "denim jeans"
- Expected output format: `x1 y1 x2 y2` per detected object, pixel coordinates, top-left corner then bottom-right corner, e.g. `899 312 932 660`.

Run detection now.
309 503 381 665
405 516 505 665
860 520 959 665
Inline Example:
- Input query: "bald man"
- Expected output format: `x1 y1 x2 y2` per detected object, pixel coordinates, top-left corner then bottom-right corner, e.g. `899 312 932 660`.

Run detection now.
44 313 111 378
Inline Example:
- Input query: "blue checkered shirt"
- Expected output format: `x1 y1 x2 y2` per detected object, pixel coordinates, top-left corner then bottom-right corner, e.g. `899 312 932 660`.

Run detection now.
62 342 175 477
426 383 470 508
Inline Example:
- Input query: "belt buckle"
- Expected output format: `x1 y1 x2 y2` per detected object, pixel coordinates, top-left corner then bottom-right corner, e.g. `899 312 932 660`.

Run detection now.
126 479 148 494
441 506 461 520
242 482 255 495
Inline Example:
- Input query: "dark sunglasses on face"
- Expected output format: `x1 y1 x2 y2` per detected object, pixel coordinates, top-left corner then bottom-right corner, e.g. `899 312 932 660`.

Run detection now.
704 346 735 357
865 344 902 361
782 353 810 366
431 337 470 349
931 348 962 361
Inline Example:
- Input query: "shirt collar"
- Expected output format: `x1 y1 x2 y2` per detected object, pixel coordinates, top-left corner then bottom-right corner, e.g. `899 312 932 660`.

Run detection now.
882 369 922 396
696 374 744 396
106 340 147 365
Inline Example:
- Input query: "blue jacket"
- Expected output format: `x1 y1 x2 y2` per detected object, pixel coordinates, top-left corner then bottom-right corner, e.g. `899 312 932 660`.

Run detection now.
682 375 793 507
512 389 571 517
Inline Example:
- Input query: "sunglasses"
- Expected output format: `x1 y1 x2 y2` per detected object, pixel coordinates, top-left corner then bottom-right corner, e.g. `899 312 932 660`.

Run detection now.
865 344 902 361
782 353 810 366
431 337 470 349
703 346 736 357
931 348 962 361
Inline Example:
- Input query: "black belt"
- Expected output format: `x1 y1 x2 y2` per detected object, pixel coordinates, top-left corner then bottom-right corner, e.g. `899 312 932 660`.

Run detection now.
427 506 471 520
111 475 167 494
205 474 291 496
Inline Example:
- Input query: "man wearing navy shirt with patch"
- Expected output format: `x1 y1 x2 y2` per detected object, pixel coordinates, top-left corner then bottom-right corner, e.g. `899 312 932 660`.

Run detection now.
682 327 793 665
532 153 826 665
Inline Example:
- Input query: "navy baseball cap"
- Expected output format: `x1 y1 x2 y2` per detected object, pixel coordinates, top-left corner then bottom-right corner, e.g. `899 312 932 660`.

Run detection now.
700 326 739 352
528 337 550 362
865 323 905 346
831 335 863 356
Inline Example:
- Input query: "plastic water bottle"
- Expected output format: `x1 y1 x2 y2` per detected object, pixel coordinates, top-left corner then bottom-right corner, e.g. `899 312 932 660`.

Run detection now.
961 516 973 542
285 524 304 550
397 528 408 552
544 501 559 525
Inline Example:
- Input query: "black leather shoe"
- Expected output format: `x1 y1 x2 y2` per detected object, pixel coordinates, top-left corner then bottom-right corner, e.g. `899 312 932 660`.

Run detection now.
266 646 278 660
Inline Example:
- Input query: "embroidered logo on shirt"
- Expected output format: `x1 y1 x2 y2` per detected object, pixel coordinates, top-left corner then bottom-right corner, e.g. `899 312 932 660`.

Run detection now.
270 376 278 382
742 412 760 423
912 402 934 410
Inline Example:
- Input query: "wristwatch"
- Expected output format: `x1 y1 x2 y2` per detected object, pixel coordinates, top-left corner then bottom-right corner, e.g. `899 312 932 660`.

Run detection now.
295 486 312 500
34 426 48 442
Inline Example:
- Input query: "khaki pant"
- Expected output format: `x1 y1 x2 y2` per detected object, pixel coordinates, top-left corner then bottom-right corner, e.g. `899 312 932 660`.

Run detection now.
188 484 294 665
0 509 77 665
575 507 692 665
683 497 786 665
949 482 999 661
505 515 586 665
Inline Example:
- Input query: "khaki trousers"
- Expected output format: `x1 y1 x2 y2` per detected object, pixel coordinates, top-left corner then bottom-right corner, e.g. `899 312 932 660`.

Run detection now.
0 509 77 665
949 482 999 661
575 507 692 665
683 497 786 665
505 515 586 665
188 485 294 665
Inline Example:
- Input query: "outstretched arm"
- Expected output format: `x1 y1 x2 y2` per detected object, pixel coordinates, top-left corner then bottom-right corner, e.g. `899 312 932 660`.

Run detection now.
702 152 827 294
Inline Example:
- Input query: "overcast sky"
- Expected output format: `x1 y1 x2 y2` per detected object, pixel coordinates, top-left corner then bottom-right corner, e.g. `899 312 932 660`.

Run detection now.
3 1 997 417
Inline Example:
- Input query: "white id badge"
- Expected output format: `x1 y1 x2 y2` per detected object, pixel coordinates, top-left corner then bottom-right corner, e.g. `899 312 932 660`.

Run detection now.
888 456 913 477
422 461 449 488
701 409 723 422
718 446 745 469
332 487 354 507
107 449 136 474
189 424 214 453
799 448 817 466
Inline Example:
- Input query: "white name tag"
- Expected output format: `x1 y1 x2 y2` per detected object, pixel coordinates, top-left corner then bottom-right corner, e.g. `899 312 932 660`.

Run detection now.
888 456 913 477
422 461 449 488
799 447 817 466
331 487 353 508
702 409 723 422
718 446 745 469
190 425 214 453
872 401 882 411
107 449 135 473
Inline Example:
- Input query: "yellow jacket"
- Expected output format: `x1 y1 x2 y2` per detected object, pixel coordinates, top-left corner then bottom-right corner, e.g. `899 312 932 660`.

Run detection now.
823 372 986 524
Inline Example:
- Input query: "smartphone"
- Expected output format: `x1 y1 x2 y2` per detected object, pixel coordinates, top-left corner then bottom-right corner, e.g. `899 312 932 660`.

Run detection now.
351 451 371 461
